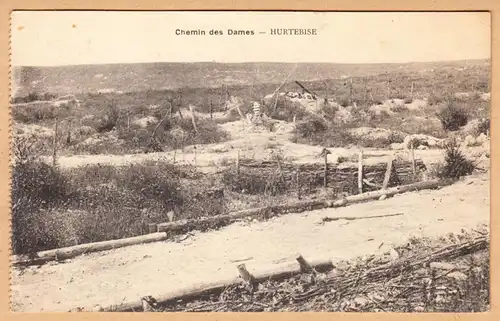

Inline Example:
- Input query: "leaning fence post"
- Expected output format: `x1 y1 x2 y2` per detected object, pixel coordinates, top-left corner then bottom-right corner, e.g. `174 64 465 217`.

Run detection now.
357 150 363 194
382 152 395 190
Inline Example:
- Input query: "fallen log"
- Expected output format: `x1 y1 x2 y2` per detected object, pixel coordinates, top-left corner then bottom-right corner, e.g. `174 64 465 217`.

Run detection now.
13 180 448 267
159 179 447 233
157 199 329 233
86 257 334 312
12 232 169 266
86 236 486 312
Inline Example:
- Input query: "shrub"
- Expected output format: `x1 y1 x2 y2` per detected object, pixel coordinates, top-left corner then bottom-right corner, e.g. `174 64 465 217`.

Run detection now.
12 103 60 123
476 118 490 136
436 139 476 180
96 103 120 133
11 137 74 254
262 96 312 122
437 101 469 131
294 116 328 138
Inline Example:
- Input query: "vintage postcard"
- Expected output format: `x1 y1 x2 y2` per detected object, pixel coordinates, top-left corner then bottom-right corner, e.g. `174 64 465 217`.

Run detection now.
8 11 491 313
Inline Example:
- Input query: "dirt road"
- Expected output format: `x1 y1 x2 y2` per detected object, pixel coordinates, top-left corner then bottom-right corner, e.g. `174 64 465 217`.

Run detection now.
10 172 489 312
42 120 489 173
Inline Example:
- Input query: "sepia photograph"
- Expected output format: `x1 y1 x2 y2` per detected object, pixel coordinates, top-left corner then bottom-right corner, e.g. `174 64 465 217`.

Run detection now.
9 11 490 313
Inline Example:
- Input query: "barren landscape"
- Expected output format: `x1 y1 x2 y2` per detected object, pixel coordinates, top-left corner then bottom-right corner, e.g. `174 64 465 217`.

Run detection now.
10 59 491 312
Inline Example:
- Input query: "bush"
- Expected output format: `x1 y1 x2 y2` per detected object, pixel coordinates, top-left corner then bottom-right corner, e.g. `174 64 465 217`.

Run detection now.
294 116 328 138
262 96 312 122
12 103 60 123
476 118 490 136
10 155 229 254
96 103 120 133
11 137 74 254
437 102 469 131
436 139 476 180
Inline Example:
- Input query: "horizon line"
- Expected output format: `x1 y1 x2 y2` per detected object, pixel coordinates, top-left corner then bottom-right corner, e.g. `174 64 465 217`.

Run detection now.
11 57 491 69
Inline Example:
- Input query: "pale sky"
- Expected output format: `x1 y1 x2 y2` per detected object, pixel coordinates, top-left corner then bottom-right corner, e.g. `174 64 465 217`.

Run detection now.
11 11 491 66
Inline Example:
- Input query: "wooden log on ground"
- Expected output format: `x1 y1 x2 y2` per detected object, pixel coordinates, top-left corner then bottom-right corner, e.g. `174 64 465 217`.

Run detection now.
15 180 446 267
336 179 446 207
92 258 334 312
159 179 447 233
157 199 330 233
12 232 169 266
90 236 487 312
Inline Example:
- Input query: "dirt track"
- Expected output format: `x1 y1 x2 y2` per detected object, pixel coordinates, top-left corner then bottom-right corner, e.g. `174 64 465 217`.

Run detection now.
10 172 489 312
41 120 489 173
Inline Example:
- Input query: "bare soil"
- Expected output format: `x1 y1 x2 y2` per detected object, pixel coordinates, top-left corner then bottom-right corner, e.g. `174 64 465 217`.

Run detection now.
10 172 489 312
41 119 489 173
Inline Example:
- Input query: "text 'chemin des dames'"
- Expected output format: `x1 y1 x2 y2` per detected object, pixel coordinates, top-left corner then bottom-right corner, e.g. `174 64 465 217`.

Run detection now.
175 28 318 36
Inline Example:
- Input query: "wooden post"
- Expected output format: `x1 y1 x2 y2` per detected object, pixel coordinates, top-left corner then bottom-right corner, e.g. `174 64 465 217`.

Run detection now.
349 78 353 105
363 78 367 104
410 142 416 177
410 82 414 99
189 105 198 133
52 117 59 167
209 100 213 120
193 144 197 166
296 254 317 275
66 120 72 145
236 150 240 175
147 223 157 234
168 100 174 117
323 151 328 188
357 150 363 194
237 263 256 291
166 211 175 222
296 166 301 200
382 153 395 190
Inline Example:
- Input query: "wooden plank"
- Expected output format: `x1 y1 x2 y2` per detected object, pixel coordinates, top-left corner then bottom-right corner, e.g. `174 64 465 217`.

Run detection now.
357 150 363 194
382 153 394 190
410 144 416 176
